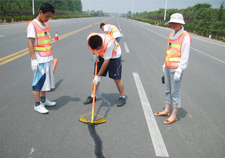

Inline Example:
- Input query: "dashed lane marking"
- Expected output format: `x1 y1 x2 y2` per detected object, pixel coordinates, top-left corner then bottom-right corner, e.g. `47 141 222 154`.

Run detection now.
124 42 130 53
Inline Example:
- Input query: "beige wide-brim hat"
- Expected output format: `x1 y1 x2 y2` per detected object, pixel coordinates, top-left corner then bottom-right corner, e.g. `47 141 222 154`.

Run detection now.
166 13 185 25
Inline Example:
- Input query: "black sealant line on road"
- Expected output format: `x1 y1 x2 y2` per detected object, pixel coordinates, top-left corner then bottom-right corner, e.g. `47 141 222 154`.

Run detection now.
88 124 105 158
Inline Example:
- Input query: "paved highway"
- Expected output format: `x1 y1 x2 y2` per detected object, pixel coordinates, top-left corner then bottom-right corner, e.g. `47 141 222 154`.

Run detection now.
0 17 225 158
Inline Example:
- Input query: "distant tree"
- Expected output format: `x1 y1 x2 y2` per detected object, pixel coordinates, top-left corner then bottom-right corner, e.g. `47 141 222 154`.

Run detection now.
0 0 12 16
15 0 30 16
53 0 68 11
74 0 82 12
218 1 224 20
67 0 76 11
127 11 132 17
193 3 211 9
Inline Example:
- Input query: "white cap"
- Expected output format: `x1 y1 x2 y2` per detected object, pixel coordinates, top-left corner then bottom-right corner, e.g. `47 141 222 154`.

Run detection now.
166 13 185 25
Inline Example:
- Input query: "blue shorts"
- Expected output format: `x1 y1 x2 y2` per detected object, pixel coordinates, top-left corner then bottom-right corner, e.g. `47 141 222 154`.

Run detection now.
32 60 55 91
116 37 121 43
94 56 122 80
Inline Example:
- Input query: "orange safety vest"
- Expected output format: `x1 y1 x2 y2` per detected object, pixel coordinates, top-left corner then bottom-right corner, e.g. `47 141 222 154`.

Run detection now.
26 20 32 32
165 31 191 69
106 24 119 36
29 21 52 57
87 32 119 57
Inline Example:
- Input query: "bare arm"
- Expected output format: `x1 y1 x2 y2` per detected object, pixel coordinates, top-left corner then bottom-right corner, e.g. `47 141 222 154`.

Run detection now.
28 38 36 60
97 59 110 76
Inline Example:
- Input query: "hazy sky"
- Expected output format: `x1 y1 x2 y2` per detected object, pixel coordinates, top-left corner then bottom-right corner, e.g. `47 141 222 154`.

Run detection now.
81 0 223 13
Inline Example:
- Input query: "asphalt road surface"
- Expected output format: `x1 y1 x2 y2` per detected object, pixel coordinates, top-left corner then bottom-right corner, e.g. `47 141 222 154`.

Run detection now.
1 17 225 158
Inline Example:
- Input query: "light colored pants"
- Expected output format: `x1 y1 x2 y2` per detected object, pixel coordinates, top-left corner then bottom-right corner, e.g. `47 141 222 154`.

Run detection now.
165 67 183 108
32 60 55 91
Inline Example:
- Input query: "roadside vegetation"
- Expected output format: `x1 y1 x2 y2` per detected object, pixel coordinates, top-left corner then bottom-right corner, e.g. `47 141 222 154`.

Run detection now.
1 1 224 41
128 2 225 41
0 0 105 22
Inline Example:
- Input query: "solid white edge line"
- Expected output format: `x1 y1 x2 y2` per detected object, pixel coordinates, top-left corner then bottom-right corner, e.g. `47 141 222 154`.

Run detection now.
133 72 169 157
124 42 130 53
191 47 225 64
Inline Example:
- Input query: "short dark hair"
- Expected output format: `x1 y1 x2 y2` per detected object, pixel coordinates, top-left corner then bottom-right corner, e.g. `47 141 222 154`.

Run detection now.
40 3 55 14
100 23 105 29
88 35 102 49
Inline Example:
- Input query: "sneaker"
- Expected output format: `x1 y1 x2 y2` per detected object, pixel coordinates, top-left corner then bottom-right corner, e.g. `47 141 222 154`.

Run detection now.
116 97 126 107
42 99 56 107
83 96 96 104
34 103 49 114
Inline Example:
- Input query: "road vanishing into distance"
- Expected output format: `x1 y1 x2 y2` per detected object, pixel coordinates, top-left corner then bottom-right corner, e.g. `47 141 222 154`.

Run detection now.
1 17 225 158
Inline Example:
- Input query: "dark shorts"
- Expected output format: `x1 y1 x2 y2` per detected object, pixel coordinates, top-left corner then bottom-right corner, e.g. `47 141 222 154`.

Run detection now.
94 56 122 80
116 37 121 43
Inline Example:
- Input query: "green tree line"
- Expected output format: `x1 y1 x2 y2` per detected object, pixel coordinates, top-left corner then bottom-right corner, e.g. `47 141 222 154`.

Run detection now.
130 2 225 41
0 0 83 22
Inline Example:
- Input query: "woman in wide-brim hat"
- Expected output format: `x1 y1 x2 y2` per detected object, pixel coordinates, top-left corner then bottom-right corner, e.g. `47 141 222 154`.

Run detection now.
154 13 191 124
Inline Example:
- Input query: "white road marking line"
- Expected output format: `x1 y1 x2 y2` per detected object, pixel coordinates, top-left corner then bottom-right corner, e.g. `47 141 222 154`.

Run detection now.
121 33 124 37
133 72 169 157
29 147 36 155
138 25 168 38
124 42 130 53
191 47 225 64
0 35 5 37
191 35 225 47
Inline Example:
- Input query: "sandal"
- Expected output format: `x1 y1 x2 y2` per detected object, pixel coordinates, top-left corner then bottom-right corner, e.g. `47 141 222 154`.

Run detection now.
154 112 170 116
163 118 177 124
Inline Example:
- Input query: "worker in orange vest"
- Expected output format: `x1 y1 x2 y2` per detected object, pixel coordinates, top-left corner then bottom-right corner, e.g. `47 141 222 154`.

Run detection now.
27 3 56 114
83 32 126 107
100 23 121 43
154 13 191 124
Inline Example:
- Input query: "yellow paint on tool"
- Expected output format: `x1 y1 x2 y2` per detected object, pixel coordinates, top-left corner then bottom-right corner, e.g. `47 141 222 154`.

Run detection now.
79 61 106 124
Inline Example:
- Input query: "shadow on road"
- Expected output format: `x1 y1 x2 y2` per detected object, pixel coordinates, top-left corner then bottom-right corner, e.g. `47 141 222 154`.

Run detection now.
177 107 187 120
51 79 63 91
98 93 128 107
48 95 80 110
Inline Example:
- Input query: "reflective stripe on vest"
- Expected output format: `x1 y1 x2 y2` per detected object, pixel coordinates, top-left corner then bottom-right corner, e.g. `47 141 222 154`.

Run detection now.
106 24 119 36
165 31 190 69
31 21 52 57
34 45 52 51
87 32 119 57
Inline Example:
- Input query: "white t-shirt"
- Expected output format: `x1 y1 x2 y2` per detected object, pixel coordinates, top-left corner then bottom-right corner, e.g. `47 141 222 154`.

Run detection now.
27 19 53 63
103 25 121 39
87 34 121 60
97 34 121 60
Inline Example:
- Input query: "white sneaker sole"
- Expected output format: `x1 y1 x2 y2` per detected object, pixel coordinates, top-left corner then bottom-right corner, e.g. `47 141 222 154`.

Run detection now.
34 105 49 114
